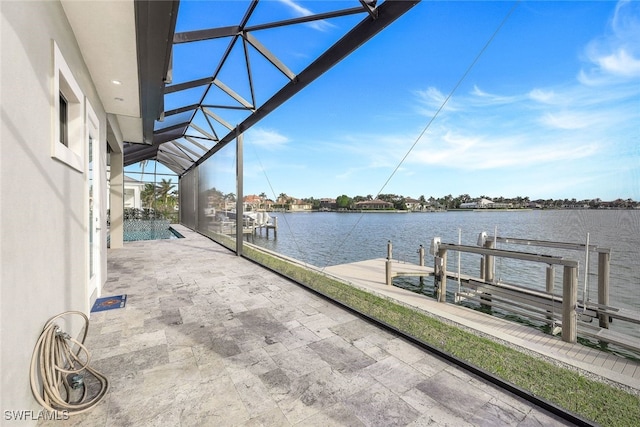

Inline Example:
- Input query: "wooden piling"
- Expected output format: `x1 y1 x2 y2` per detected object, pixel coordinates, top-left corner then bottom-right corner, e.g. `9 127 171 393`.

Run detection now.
562 265 578 343
546 265 555 294
437 248 447 302
481 239 494 308
273 216 277 238
598 251 610 329
545 265 556 321
483 239 495 283
265 216 278 239
386 241 393 286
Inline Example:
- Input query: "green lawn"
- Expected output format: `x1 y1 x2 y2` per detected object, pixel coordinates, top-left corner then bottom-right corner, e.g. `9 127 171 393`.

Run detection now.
243 245 640 427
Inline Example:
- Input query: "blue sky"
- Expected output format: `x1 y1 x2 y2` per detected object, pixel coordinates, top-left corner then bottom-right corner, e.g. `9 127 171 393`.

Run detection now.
127 1 640 202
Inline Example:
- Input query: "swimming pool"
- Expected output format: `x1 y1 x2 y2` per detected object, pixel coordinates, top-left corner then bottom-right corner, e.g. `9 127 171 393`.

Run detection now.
123 220 184 242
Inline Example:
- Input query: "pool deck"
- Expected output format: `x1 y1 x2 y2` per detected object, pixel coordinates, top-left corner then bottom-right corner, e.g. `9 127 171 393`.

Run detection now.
324 258 640 391
38 225 584 426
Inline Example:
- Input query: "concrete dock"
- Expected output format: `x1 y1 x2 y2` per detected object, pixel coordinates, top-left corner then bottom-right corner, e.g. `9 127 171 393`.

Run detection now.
323 258 640 391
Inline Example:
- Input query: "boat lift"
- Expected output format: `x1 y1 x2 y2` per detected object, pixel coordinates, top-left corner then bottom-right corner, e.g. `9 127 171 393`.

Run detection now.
384 233 639 352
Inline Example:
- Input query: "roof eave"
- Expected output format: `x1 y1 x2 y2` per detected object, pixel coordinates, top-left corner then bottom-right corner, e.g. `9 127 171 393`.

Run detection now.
134 0 180 145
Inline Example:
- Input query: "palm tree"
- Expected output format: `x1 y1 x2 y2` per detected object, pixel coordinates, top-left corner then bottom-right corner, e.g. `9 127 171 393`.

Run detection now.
157 179 175 205
139 159 148 182
141 183 157 209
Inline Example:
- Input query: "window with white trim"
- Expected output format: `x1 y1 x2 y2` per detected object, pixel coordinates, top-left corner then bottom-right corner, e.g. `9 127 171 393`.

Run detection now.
52 40 84 171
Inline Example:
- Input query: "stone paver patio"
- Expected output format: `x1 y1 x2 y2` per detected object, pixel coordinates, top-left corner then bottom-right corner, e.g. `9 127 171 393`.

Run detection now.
40 226 573 426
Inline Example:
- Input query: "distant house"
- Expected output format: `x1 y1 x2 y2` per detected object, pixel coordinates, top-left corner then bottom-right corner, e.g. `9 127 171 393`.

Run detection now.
460 198 495 209
263 199 275 210
124 176 145 209
319 198 337 211
289 199 313 211
355 199 394 210
460 198 514 209
404 197 422 211
243 194 263 211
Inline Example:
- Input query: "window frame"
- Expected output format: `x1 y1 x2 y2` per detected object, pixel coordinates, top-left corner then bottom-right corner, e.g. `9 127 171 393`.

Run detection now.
52 40 84 172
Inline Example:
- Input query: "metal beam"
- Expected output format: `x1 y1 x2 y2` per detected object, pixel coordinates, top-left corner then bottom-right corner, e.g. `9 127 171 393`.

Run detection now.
155 121 190 135
243 31 296 81
201 104 251 111
164 103 200 116
439 243 578 267
157 149 192 169
162 141 197 162
156 151 188 173
202 107 234 131
359 0 379 20
156 157 185 175
245 6 366 32
173 140 204 159
191 0 420 170
242 37 257 107
213 78 254 110
184 135 213 152
494 236 610 254
189 122 217 141
182 134 217 143
236 131 244 255
174 25 241 44
165 77 213 94
173 6 367 43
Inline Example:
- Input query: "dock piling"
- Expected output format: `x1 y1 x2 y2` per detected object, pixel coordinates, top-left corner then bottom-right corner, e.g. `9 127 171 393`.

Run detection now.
562 265 578 343
598 251 611 329
483 238 495 283
546 265 555 294
436 248 447 302
482 238 495 307
386 241 393 286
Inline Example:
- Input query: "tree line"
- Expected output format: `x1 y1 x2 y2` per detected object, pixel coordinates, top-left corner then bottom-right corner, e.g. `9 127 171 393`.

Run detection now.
281 193 640 211
205 188 639 211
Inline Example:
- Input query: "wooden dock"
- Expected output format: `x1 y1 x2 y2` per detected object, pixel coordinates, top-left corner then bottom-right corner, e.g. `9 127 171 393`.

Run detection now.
323 258 640 391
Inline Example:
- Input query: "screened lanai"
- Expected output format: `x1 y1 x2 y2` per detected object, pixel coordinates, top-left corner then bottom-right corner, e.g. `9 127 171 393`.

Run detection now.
122 0 419 251
124 0 418 173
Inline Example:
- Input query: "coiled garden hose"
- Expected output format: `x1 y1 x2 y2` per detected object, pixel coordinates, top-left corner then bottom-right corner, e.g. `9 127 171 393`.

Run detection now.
29 311 109 415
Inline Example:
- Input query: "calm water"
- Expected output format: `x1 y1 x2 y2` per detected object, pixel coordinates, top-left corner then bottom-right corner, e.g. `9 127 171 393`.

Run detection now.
252 210 640 340
123 220 183 241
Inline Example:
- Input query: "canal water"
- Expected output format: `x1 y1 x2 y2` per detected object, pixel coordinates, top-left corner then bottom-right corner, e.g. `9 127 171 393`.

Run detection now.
251 209 640 344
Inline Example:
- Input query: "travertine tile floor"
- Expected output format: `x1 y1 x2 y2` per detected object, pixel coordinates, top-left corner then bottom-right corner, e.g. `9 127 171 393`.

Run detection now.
40 226 574 426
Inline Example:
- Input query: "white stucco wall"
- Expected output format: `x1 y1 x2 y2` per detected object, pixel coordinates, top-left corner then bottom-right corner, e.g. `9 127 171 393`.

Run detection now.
1 1 107 423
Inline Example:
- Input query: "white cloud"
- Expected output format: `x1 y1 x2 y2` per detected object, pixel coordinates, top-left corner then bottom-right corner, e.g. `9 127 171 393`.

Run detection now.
278 0 334 31
245 127 290 150
528 89 555 104
597 48 640 77
408 132 599 171
539 112 592 130
415 86 458 113
470 85 517 105
580 1 640 82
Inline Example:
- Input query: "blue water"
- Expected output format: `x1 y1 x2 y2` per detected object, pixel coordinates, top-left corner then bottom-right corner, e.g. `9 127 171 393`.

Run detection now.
123 220 183 241
251 209 640 342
